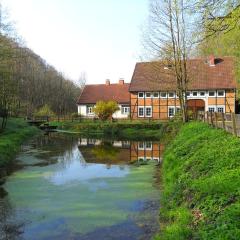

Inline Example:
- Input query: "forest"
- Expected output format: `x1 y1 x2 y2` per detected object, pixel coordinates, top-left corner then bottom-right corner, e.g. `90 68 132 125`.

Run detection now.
0 6 82 129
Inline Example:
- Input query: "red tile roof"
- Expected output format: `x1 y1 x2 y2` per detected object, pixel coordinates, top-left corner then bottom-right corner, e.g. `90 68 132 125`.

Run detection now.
77 83 130 104
129 57 237 92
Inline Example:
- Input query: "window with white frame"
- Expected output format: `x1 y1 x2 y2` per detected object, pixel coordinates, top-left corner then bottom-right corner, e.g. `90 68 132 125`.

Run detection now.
192 91 198 97
168 107 175 118
138 92 144 98
145 92 151 98
160 92 167 98
87 106 93 114
153 92 159 98
121 106 129 114
199 91 206 97
138 142 144 150
145 142 152 150
208 107 215 112
208 91 216 97
176 107 181 114
138 107 144 117
138 157 145 161
186 91 191 97
168 92 175 98
217 90 225 97
217 106 224 113
145 107 152 117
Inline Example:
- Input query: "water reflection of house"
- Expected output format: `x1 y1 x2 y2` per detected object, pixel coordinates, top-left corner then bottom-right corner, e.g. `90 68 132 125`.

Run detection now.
78 138 131 165
130 142 164 163
78 138 164 165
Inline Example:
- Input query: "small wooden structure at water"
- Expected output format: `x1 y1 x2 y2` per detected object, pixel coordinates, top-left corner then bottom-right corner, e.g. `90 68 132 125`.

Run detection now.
27 116 57 132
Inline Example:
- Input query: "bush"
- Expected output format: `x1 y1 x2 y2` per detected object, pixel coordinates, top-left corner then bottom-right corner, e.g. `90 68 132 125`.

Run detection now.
34 104 55 118
93 101 119 121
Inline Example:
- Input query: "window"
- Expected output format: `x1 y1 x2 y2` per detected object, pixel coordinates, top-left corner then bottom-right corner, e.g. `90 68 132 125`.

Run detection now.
138 107 144 117
168 92 175 98
145 92 151 98
217 107 224 113
176 107 181 114
192 91 198 97
208 91 215 97
146 157 152 161
160 92 167 98
186 91 191 97
138 157 145 162
87 106 93 114
145 142 152 150
138 92 144 98
153 92 159 98
168 107 175 118
138 142 144 150
145 107 152 117
121 106 129 114
217 90 225 97
208 107 215 112
200 91 206 97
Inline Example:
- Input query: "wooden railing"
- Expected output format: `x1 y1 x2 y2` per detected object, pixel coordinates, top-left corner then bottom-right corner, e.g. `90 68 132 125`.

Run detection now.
196 111 240 137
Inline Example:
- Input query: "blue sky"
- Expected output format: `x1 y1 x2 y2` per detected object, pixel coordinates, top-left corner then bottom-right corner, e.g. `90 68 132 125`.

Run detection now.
2 0 149 84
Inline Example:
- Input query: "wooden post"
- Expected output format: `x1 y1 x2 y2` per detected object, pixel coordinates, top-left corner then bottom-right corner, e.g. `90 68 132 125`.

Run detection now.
214 112 218 128
210 112 214 127
221 112 225 130
232 113 237 136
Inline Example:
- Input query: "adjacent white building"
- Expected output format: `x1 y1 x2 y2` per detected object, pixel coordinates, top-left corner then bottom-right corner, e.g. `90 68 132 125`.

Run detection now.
77 79 130 119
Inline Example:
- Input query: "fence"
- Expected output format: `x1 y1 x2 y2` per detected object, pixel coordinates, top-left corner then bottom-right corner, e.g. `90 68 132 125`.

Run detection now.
197 111 240 137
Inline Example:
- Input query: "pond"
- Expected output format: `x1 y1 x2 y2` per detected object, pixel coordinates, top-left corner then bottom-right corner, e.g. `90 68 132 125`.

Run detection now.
0 133 164 240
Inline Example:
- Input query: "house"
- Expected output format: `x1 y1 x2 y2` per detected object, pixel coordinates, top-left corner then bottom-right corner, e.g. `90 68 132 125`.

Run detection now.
77 79 130 118
129 56 237 120
78 138 163 164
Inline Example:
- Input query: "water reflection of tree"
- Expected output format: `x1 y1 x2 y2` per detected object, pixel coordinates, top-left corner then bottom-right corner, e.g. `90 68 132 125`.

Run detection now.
0 195 24 240
92 141 119 162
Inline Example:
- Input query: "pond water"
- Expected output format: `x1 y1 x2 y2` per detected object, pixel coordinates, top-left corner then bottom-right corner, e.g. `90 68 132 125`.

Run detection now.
0 133 164 240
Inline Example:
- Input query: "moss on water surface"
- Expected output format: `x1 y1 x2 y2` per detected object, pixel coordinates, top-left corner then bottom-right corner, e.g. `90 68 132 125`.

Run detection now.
2 134 161 239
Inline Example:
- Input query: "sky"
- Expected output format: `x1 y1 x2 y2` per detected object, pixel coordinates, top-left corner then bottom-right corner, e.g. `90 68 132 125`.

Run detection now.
2 0 149 85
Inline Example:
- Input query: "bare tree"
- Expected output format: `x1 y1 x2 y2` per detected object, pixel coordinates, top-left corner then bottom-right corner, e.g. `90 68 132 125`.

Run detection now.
143 0 196 122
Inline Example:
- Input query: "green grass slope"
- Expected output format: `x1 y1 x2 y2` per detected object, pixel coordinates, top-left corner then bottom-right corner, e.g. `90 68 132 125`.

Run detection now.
0 118 40 167
156 122 240 240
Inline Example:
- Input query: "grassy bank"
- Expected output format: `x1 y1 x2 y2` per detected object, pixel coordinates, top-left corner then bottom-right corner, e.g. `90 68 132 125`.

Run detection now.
0 118 40 168
155 122 240 240
50 120 175 140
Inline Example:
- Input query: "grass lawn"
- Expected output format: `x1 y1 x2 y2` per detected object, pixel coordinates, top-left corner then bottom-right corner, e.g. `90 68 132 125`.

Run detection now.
0 118 40 167
155 122 240 240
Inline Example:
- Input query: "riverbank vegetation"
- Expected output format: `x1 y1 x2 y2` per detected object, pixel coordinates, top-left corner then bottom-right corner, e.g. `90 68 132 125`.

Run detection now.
156 122 240 240
0 118 40 167
50 119 181 140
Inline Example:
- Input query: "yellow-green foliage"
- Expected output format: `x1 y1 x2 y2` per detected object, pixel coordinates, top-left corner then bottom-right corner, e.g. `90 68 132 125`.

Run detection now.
34 104 55 117
93 101 119 120
157 122 240 240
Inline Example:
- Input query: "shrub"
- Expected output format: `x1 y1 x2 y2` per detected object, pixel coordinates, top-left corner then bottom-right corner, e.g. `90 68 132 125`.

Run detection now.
93 101 119 121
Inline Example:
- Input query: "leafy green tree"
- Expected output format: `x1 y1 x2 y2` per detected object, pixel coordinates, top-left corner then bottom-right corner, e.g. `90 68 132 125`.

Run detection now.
93 101 119 121
197 4 240 96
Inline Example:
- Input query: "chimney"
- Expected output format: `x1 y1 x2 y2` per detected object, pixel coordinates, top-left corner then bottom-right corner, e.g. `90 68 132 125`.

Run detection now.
119 78 124 85
105 79 110 85
209 55 215 67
